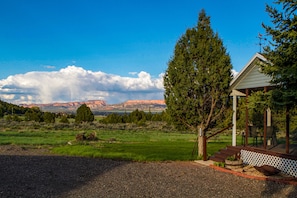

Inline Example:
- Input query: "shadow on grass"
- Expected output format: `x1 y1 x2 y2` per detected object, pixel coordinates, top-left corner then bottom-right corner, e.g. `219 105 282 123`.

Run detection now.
0 155 129 197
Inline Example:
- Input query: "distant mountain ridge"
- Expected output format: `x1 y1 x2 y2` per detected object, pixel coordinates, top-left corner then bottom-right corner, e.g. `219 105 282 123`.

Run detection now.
21 100 106 111
21 100 166 113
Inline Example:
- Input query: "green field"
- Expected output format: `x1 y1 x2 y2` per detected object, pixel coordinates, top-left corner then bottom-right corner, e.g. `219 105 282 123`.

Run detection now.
0 126 240 161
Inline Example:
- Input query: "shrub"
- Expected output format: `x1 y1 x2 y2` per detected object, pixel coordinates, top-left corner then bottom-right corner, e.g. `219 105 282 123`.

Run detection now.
214 162 225 167
60 115 70 123
75 132 98 141
43 112 55 123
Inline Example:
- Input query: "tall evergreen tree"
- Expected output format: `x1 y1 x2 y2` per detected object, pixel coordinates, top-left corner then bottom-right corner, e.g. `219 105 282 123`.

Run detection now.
262 0 297 153
262 0 297 107
164 10 232 156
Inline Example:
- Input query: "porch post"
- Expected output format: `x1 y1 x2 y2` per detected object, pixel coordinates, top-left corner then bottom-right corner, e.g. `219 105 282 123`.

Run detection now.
231 90 245 146
232 93 237 146
263 86 267 149
245 88 249 146
267 108 271 127
286 105 290 154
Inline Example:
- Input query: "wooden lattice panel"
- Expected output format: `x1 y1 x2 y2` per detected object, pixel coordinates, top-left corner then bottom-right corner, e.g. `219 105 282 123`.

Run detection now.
241 149 297 177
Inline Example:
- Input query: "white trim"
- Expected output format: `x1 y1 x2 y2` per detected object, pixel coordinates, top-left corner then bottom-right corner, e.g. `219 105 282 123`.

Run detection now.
230 89 246 97
232 95 237 146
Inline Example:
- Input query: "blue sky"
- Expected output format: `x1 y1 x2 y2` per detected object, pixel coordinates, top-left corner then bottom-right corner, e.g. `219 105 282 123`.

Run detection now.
0 0 275 104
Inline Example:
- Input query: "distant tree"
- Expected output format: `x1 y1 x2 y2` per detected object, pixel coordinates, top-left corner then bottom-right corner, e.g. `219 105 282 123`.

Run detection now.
5 115 12 121
43 112 55 123
0 108 3 118
129 109 146 124
100 113 122 124
151 112 163 122
145 110 153 121
121 113 130 123
24 108 43 122
13 115 22 122
60 115 70 123
75 104 94 123
163 10 232 156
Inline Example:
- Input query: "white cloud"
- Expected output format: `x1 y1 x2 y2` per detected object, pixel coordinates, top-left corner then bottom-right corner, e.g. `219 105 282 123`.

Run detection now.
128 72 138 76
0 66 164 104
231 69 239 77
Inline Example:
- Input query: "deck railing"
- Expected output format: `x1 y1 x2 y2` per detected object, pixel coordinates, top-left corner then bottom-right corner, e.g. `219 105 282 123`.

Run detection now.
203 124 233 161
241 147 297 177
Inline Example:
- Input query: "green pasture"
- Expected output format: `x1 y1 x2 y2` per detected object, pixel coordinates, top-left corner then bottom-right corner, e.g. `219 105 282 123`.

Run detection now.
0 129 243 161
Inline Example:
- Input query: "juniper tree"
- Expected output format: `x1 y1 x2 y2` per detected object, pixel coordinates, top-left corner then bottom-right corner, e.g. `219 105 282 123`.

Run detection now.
43 112 55 123
164 10 232 157
75 104 94 123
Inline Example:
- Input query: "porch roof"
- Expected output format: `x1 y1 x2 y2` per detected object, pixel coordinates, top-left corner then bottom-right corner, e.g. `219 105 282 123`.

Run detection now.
230 53 273 93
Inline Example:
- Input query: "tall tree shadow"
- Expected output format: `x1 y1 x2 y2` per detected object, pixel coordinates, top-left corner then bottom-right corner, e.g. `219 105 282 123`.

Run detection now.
0 155 129 197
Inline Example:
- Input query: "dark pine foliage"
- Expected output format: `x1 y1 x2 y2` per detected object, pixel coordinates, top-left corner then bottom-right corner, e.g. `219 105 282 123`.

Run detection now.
262 0 297 109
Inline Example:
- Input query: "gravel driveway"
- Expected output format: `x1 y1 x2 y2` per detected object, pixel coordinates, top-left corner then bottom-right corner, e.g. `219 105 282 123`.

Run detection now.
0 146 296 198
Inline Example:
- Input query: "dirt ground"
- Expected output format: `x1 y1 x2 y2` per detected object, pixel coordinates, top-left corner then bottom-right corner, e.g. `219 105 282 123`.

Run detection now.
0 145 297 198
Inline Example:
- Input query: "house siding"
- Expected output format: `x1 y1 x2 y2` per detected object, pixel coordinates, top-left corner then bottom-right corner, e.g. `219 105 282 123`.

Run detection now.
235 64 271 90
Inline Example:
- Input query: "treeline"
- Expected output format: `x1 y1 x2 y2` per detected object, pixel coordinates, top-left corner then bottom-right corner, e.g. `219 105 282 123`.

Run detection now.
1 100 78 123
100 109 169 124
4 108 70 123
0 100 29 117
0 100 168 125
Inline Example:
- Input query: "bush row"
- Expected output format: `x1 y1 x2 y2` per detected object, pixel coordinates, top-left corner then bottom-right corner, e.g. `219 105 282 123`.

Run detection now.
0 119 178 133
100 109 169 124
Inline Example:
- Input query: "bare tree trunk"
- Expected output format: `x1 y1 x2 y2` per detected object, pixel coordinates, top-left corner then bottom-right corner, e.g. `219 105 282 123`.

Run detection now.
198 127 205 157
198 135 204 157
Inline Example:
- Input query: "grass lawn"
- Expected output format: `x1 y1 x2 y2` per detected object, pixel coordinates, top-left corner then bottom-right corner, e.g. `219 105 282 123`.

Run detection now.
0 129 241 161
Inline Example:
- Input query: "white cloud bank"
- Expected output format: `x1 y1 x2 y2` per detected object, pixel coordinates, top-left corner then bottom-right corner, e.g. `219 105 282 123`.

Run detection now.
0 66 165 104
0 66 239 105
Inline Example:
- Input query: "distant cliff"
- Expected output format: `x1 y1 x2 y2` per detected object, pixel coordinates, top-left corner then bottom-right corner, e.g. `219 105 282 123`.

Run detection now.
114 100 166 112
21 100 166 113
123 100 165 106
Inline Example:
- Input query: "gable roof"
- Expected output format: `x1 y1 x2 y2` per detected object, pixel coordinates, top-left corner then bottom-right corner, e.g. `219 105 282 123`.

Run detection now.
230 53 273 91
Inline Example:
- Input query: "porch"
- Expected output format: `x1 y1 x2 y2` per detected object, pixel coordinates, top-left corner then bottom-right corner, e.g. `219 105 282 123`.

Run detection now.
210 53 297 177
210 143 297 176
230 53 280 150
